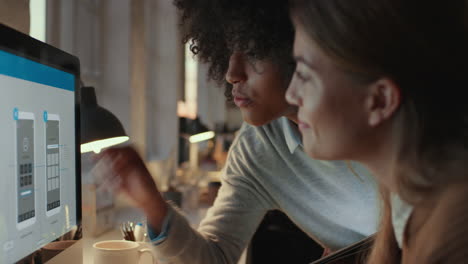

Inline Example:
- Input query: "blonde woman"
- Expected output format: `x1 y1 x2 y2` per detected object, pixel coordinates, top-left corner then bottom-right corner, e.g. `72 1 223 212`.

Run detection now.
286 0 468 263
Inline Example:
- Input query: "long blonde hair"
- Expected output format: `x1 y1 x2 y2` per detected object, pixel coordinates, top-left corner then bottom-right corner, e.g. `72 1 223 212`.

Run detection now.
290 0 468 262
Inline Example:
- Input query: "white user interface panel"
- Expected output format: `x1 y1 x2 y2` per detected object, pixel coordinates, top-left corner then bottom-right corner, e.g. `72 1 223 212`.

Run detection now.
0 49 77 263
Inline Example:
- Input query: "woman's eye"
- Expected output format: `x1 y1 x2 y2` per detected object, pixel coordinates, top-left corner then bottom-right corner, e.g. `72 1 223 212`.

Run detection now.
294 70 309 82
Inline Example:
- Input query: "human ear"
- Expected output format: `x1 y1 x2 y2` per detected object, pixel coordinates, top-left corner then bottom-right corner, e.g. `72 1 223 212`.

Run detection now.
365 78 401 127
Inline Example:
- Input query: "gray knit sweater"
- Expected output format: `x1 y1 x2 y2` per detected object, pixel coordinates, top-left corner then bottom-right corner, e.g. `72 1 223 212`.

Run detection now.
153 117 379 264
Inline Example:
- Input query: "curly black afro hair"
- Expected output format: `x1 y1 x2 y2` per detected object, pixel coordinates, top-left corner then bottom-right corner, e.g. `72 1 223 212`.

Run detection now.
174 0 295 102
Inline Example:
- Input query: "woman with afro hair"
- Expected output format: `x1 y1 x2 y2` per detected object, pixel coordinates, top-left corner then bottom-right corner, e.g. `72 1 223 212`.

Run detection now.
95 0 380 263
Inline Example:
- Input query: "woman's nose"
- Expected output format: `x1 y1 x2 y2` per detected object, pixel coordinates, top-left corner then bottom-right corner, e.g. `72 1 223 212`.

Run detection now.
286 76 302 106
225 52 247 84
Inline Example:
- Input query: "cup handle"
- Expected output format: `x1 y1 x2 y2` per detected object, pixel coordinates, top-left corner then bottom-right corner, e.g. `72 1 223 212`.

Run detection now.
138 248 156 264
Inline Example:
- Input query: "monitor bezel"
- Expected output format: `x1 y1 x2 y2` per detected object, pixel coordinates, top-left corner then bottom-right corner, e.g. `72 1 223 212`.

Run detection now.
0 22 82 240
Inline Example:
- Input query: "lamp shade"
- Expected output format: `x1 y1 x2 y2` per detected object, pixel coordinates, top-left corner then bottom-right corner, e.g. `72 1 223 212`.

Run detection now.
179 117 215 143
80 86 129 153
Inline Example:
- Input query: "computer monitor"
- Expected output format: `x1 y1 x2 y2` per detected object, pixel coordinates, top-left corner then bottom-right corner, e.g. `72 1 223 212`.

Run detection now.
0 24 81 263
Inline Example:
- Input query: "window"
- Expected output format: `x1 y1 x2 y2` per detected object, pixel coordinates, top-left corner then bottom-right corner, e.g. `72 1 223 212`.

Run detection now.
178 43 198 119
29 0 46 42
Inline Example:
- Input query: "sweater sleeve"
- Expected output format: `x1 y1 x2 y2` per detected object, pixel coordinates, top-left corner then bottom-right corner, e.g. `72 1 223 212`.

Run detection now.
152 127 272 264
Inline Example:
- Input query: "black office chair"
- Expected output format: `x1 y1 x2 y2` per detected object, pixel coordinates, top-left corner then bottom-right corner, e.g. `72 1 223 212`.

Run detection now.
247 210 324 264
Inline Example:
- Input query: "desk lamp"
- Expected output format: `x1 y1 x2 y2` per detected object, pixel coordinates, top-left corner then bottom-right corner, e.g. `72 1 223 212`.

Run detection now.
79 86 128 236
80 86 129 153
180 117 215 170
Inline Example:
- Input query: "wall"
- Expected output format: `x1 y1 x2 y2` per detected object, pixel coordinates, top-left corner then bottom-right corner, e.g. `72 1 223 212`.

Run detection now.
46 0 183 163
197 56 243 131
0 0 30 34
47 0 132 139
44 0 184 200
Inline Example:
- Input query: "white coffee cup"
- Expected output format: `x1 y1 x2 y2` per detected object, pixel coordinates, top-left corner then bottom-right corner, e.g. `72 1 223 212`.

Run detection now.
93 240 156 264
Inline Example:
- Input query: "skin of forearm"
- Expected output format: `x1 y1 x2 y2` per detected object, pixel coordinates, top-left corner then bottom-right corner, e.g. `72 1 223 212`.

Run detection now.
143 194 169 234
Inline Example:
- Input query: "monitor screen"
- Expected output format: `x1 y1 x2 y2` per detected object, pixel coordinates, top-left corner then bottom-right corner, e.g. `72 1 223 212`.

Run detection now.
0 24 81 264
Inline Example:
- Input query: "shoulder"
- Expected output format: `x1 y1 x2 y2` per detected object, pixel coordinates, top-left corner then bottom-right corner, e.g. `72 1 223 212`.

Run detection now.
228 118 287 156
221 119 289 178
436 181 468 208
430 181 468 233
407 182 468 263
431 181 468 236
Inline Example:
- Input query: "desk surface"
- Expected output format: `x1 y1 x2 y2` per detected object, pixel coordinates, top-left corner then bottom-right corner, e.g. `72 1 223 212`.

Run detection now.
48 229 156 264
47 240 82 264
